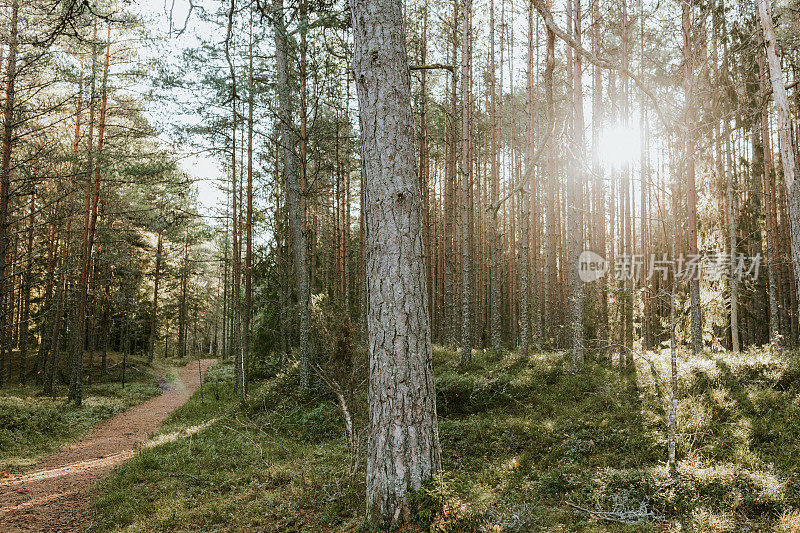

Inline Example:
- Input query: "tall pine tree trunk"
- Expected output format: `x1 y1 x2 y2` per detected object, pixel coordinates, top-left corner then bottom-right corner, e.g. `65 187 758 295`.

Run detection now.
544 2 556 349
569 0 585 370
244 10 254 394
591 0 607 357
226 0 243 399
444 0 458 346
488 0 501 352
19 187 33 382
520 2 536 359
70 24 100 406
460 0 473 364
726 118 739 352
683 0 703 354
350 0 441 524
0 0 18 386
758 51 780 344
178 226 189 360
148 228 162 361
36 213 57 380
273 0 311 390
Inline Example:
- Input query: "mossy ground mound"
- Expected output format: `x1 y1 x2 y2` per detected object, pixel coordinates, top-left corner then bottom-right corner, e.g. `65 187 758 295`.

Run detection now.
91 347 800 531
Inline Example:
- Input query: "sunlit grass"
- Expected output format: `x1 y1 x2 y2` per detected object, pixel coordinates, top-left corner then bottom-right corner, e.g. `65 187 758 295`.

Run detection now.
91 346 800 531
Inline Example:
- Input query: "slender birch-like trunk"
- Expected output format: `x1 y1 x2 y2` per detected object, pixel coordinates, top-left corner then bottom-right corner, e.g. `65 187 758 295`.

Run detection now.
758 0 800 343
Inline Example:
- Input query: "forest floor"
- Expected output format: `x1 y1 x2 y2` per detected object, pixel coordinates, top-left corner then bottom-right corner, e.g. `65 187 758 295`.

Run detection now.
90 347 800 532
0 358 216 532
0 353 168 474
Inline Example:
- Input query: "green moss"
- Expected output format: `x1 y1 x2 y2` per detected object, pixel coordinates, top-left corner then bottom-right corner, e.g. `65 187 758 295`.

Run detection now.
91 348 800 531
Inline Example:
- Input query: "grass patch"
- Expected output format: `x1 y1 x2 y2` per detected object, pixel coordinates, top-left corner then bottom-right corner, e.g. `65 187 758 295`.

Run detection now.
92 361 365 532
0 353 161 473
91 347 800 531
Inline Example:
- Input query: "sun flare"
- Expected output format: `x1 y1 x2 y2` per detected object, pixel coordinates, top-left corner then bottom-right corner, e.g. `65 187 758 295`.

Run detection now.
598 123 642 169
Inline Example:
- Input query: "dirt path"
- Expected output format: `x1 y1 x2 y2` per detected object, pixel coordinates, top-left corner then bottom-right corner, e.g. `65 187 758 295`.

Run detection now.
0 359 217 532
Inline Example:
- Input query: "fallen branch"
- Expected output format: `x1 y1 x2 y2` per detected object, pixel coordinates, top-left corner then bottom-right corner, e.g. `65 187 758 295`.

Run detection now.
566 500 663 524
313 365 360 475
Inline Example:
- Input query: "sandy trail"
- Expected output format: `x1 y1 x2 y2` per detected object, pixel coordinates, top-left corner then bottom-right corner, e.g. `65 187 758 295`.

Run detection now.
0 358 217 532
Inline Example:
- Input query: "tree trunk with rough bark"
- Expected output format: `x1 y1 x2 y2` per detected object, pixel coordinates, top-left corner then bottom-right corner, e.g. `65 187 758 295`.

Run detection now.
683 0 703 354
460 0 473 364
489 0 501 352
569 0 585 370
444 0 458 347
520 2 535 359
349 0 441 524
0 0 17 387
244 10 254 395
544 2 556 349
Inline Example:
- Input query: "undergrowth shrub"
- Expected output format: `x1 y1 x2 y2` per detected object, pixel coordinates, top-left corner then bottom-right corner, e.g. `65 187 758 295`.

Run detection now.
435 370 516 416
411 475 483 532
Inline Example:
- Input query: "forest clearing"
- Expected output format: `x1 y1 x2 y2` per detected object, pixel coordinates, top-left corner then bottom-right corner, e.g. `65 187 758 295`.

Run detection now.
0 0 800 530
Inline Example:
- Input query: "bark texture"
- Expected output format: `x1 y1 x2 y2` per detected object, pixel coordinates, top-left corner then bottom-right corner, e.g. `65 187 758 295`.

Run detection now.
569 0 585 370
349 0 441 524
0 0 17 387
489 0 501 352
460 0 473 364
